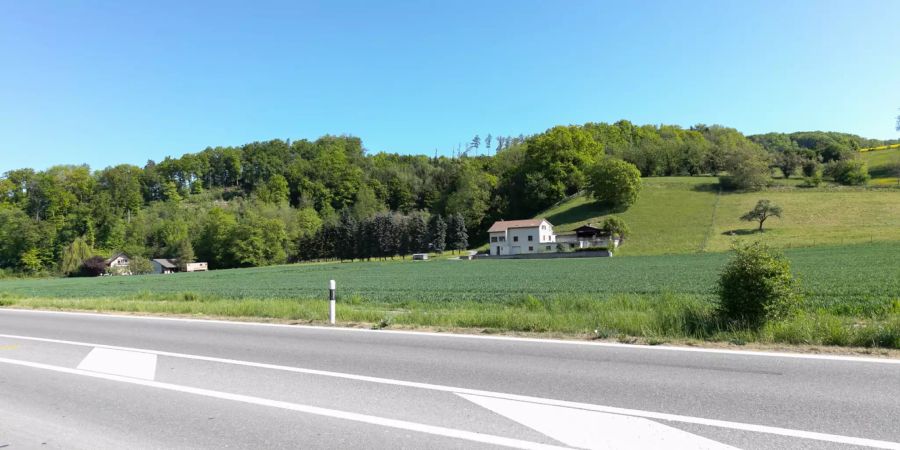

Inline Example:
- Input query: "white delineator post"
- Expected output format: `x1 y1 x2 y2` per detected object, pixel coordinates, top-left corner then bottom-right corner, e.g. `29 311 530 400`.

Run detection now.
329 279 336 325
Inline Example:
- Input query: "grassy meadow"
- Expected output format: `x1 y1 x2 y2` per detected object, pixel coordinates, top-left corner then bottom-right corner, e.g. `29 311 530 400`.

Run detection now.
541 177 900 255
863 147 900 186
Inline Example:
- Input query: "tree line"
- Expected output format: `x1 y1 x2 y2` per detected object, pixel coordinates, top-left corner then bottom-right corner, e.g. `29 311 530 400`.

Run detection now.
0 121 894 276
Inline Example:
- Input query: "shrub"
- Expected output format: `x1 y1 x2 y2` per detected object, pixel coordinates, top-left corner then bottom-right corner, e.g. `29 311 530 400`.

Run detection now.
600 216 630 240
801 159 821 178
586 158 642 208
129 255 154 275
717 242 802 327
79 256 108 277
801 172 822 187
719 145 771 191
826 159 870 186
574 246 610 252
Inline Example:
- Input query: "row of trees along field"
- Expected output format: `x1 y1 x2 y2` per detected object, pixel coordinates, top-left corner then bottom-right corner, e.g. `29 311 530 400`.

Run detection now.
1 121 897 275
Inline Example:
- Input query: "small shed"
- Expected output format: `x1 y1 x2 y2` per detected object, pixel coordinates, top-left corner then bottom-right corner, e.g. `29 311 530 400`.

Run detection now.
412 253 429 260
151 258 178 274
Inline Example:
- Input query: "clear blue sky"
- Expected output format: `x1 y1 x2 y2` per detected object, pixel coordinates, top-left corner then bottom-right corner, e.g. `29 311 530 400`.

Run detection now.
1 0 898 172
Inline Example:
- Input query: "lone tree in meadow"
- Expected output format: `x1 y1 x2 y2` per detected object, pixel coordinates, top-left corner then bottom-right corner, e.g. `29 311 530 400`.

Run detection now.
586 158 642 208
741 199 782 231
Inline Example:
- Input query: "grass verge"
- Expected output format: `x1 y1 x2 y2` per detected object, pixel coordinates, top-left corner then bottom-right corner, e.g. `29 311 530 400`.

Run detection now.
4 292 898 351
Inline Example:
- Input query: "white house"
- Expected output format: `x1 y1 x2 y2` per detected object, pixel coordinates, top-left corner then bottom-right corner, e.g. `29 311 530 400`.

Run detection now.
488 219 556 256
105 253 131 275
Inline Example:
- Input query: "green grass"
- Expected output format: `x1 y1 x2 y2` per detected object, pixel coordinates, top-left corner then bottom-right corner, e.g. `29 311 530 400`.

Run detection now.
1 242 898 348
539 177 900 255
863 147 900 186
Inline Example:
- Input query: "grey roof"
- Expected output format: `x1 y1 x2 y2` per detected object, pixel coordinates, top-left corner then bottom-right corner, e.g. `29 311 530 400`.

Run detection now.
152 258 177 269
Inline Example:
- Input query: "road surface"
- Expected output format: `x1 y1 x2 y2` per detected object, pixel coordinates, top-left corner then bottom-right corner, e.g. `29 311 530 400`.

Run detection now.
0 309 898 449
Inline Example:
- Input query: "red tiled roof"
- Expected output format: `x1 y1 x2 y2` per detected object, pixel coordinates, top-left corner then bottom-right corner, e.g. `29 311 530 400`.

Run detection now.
488 219 551 233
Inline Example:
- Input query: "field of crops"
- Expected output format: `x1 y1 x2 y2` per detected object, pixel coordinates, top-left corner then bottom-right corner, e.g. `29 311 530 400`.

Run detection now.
1 242 897 316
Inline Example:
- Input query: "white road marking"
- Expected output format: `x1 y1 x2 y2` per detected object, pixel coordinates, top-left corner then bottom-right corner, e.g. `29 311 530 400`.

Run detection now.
459 393 738 450
2 333 898 449
0 356 572 450
3 308 898 364
77 347 157 380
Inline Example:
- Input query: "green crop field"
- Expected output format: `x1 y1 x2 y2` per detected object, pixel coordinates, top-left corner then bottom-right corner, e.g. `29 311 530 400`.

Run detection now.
540 177 900 255
1 242 897 315
2 242 898 348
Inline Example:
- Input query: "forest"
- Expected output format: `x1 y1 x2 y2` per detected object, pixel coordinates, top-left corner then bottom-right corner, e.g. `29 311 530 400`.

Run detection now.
1 120 896 275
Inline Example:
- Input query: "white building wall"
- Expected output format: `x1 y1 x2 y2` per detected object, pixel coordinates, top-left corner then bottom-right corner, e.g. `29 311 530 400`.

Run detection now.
488 220 557 255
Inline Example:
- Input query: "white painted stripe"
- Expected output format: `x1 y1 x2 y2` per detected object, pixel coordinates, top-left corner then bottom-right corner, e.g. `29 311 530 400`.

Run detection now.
2 308 898 365
0 356 572 450
77 347 157 380
1 333 898 449
459 393 738 450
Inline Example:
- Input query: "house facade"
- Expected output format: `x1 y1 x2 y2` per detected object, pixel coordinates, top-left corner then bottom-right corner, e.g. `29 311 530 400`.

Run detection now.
555 224 621 250
105 253 131 275
488 219 556 256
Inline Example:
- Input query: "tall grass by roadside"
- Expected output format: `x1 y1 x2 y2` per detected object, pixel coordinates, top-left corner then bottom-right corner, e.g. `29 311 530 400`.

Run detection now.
4 292 898 349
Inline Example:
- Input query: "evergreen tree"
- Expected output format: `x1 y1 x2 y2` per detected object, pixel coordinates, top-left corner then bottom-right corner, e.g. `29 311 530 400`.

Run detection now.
428 214 446 253
336 209 358 261
405 213 428 254
448 213 468 253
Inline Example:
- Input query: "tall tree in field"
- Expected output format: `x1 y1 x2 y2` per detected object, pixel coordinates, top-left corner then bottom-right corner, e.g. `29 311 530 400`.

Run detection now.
336 209 358 261
470 135 481 155
586 158 642 208
428 214 446 253
447 213 468 253
59 236 93 275
741 200 783 231
405 213 428 253
484 134 492 153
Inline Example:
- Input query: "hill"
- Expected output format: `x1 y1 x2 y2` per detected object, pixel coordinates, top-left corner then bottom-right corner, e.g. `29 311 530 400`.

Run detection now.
862 147 900 186
538 177 900 255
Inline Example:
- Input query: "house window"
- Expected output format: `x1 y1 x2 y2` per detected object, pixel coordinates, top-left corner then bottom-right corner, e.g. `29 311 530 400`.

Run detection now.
500 236 506 242
513 236 518 242
546 245 551 251
528 246 533 251
528 235 533 242
491 237 498 243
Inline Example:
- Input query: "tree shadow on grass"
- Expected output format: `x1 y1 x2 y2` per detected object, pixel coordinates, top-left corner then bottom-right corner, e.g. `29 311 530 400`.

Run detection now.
721 229 766 236
868 163 900 179
545 201 625 225
690 182 723 193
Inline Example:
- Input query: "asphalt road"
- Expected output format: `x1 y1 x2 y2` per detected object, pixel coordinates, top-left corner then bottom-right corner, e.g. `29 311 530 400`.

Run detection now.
0 309 898 450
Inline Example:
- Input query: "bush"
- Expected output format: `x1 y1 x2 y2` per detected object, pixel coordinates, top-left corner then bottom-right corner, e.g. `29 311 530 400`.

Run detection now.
129 255 154 275
826 159 870 186
586 158 642 208
801 159 821 178
719 145 771 191
79 256 108 277
801 172 822 187
717 242 802 327
600 216 629 240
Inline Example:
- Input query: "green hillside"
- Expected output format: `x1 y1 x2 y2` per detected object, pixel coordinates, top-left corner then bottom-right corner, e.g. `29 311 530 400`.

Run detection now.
863 147 900 186
539 177 900 255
